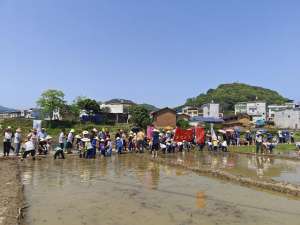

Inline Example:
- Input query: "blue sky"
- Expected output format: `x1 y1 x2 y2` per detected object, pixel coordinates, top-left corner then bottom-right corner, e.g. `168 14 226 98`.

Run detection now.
1 0 299 109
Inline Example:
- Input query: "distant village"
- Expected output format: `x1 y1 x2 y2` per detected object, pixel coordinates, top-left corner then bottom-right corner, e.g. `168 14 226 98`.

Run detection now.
0 99 300 130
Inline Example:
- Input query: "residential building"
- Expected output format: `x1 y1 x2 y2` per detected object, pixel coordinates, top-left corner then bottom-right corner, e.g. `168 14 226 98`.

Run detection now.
181 106 200 118
0 110 22 119
177 113 190 121
268 103 298 121
235 102 266 122
201 103 220 118
274 108 300 129
152 108 177 129
100 99 136 114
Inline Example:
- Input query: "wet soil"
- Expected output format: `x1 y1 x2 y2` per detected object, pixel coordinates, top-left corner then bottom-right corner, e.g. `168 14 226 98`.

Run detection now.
0 159 23 225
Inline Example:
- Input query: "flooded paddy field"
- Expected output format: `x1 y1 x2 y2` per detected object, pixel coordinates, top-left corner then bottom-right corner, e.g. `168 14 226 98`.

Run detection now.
161 152 300 185
21 154 300 225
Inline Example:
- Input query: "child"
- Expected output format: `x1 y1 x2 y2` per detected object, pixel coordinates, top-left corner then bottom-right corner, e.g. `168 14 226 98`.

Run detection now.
91 137 99 158
116 137 123 154
99 139 106 156
105 138 112 157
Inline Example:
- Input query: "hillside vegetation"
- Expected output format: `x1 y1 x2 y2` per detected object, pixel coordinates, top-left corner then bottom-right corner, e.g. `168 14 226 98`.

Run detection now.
185 83 290 112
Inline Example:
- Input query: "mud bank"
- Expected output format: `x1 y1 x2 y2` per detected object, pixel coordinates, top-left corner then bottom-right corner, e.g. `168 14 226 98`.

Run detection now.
0 159 24 225
151 156 300 197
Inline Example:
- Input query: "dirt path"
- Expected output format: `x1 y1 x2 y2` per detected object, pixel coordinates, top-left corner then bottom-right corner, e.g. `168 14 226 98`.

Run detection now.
0 159 23 225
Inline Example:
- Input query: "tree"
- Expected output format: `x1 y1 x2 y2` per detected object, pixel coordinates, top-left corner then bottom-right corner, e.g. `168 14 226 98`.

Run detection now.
75 97 101 115
129 105 151 128
60 103 80 121
37 89 66 120
176 119 190 130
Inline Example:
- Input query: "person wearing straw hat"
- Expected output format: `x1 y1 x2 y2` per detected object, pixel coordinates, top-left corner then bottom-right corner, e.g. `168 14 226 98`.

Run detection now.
3 126 13 157
151 129 160 158
14 128 22 156
66 129 75 154
82 137 93 159
21 135 36 160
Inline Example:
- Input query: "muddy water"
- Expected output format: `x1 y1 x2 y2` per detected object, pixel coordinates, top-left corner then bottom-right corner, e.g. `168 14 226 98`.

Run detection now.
161 152 300 185
22 154 300 225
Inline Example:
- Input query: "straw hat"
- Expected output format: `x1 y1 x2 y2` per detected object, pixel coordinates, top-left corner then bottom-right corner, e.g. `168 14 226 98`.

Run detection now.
116 137 120 140
70 129 75 133
100 139 105 142
81 138 90 142
92 128 98 133
82 130 89 135
16 128 22 132
75 134 82 139
46 136 52 140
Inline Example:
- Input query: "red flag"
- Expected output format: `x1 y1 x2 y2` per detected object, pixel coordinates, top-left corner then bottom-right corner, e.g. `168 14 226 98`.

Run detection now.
174 127 194 142
195 127 205 144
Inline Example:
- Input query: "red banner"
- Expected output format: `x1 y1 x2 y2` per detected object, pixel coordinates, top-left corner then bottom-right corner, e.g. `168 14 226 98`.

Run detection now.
195 127 205 144
174 128 194 142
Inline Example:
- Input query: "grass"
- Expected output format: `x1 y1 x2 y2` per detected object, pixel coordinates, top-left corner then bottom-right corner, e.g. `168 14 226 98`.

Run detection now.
230 143 298 154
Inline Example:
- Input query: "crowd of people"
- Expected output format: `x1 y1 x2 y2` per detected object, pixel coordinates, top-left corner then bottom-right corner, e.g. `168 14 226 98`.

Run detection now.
206 128 297 154
2 126 299 160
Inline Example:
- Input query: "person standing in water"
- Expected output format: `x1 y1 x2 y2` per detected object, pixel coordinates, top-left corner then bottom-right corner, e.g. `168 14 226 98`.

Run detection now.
58 129 65 150
3 127 13 157
14 128 22 156
66 129 75 154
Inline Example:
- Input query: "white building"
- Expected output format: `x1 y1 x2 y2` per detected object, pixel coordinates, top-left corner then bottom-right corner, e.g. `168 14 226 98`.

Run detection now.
235 102 266 122
181 106 200 118
268 103 298 121
274 108 300 129
100 99 136 114
0 110 22 119
201 103 220 118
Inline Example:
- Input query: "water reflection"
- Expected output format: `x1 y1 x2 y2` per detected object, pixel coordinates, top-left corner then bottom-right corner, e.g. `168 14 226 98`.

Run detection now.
163 152 300 185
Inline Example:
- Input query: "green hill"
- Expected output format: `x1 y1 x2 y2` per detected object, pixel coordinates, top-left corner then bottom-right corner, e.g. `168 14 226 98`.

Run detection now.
185 83 291 112
139 103 159 112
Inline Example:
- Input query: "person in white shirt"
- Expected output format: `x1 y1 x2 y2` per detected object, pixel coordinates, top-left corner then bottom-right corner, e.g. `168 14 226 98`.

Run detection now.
66 129 75 154
58 129 65 150
38 128 47 140
256 133 263 154
22 136 36 160
14 128 22 156
3 126 13 156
